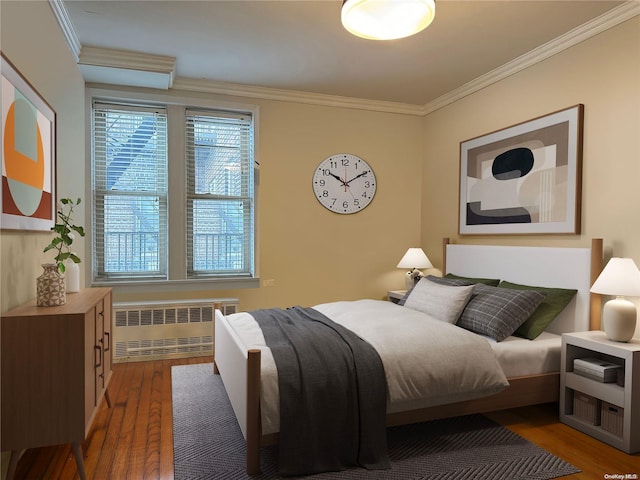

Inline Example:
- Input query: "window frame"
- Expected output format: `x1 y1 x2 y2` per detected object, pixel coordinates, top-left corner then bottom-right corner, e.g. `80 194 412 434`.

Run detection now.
86 87 260 294
185 109 255 279
92 101 169 281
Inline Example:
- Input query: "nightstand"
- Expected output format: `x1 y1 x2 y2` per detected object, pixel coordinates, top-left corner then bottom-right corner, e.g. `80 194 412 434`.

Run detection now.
560 331 640 453
387 290 406 304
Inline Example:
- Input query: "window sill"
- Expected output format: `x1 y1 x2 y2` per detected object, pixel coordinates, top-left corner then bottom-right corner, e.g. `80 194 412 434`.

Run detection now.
91 277 260 295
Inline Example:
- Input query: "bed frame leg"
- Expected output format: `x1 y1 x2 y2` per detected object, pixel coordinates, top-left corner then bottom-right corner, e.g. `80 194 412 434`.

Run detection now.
213 302 222 376
247 349 262 475
590 238 603 331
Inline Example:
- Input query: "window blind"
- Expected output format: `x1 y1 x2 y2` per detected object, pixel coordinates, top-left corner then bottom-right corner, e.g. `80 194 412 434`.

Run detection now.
185 109 254 277
92 102 168 279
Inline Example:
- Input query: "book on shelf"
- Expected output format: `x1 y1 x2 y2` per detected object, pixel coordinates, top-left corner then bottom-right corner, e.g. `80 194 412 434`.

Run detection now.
573 357 621 383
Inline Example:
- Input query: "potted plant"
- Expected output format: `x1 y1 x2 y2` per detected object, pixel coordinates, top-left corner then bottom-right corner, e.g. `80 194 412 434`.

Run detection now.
40 198 85 301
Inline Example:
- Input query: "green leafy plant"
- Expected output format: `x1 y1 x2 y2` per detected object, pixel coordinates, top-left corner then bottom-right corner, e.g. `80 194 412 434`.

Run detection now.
44 198 85 273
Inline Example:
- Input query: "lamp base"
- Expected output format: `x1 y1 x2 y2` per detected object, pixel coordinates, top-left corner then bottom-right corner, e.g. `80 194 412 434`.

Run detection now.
603 297 637 342
405 272 415 290
405 270 425 290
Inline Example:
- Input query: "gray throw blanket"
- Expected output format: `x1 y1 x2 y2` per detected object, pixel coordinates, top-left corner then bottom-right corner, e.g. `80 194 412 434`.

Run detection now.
251 306 390 476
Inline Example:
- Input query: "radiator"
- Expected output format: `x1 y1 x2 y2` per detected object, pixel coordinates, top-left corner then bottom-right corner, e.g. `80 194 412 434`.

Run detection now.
113 298 238 363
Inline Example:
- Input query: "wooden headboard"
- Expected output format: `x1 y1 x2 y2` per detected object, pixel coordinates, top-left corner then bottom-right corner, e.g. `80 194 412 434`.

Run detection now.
442 238 603 334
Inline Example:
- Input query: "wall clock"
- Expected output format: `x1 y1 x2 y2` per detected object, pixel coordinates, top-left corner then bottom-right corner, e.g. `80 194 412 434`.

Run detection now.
312 153 377 214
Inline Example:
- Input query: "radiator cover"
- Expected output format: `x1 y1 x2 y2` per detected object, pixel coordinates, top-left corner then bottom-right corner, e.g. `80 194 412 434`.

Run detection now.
113 298 238 362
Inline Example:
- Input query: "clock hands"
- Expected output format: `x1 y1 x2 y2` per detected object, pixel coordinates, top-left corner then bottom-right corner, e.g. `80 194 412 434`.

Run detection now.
345 170 370 185
326 169 370 194
328 172 347 187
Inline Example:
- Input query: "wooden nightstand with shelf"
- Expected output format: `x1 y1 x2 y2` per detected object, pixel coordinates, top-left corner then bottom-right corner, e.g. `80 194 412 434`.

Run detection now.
1 287 113 480
560 330 640 454
387 290 406 304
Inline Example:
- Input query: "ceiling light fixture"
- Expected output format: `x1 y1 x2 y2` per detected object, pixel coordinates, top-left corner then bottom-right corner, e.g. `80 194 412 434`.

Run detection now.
341 0 436 41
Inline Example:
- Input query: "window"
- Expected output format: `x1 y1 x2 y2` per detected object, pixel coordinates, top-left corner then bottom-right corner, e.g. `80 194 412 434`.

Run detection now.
186 110 254 278
91 98 256 285
92 103 168 280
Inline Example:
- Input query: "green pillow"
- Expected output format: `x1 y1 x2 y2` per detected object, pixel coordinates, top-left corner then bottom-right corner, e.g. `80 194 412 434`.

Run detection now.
498 281 578 339
445 273 500 286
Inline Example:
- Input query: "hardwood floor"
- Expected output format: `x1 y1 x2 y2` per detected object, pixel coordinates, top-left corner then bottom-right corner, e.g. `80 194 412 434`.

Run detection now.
8 356 639 479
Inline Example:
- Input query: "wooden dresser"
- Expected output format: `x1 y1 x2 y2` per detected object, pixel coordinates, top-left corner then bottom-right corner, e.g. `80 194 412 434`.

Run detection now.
1 287 113 480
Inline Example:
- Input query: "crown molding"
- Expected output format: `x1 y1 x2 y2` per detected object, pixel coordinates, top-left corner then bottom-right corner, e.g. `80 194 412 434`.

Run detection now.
79 47 176 76
52 0 639 115
48 0 81 62
78 47 176 90
421 1 640 115
171 77 425 115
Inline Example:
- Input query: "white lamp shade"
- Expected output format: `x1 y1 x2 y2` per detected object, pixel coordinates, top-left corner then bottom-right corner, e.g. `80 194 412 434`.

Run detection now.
397 248 433 269
590 257 640 297
341 0 436 41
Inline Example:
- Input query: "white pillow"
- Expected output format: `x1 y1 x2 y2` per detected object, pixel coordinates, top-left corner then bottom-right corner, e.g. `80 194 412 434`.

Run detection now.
403 278 474 323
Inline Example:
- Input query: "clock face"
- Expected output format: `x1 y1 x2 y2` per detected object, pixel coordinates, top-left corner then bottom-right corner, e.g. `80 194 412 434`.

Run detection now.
312 153 377 214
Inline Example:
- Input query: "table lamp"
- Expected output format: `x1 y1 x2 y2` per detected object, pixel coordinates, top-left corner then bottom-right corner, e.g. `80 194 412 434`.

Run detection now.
590 257 640 342
397 248 433 290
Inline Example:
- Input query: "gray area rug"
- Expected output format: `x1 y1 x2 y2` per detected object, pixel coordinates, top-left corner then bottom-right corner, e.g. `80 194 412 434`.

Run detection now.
172 363 579 480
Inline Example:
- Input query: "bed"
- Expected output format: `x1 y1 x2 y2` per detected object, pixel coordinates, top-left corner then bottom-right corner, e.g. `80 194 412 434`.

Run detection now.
213 238 604 475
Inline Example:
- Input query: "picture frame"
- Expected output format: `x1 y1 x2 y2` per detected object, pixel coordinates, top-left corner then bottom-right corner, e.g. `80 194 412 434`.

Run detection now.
459 104 583 235
1 53 57 231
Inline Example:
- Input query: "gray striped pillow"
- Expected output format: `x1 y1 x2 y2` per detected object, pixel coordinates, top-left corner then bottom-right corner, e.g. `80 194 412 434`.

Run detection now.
456 283 546 341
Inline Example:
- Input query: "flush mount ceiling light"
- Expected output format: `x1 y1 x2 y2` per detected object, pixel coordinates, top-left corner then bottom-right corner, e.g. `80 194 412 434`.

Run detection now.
341 0 436 40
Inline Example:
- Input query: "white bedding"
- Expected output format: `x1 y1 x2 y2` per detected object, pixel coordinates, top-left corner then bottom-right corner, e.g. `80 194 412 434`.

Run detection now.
488 331 561 378
225 299 510 435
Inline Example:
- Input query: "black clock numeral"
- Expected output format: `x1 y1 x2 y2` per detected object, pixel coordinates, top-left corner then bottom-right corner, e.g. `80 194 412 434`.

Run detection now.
322 168 331 176
318 179 325 187
342 201 349 209
341 158 349 167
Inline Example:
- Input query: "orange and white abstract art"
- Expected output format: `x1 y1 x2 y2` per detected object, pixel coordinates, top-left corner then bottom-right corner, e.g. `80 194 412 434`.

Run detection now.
1 53 56 231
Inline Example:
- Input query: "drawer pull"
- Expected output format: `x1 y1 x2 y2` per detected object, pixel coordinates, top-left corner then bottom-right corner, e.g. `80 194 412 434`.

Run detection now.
94 345 102 368
104 331 111 352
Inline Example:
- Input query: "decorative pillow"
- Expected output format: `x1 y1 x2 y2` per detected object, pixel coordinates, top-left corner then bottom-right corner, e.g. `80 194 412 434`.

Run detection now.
424 275 474 286
399 275 471 305
498 281 578 340
456 283 546 341
403 278 474 324
444 273 501 287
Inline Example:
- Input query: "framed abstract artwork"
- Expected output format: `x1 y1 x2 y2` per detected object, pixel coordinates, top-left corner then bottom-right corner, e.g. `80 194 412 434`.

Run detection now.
459 104 583 235
1 53 56 231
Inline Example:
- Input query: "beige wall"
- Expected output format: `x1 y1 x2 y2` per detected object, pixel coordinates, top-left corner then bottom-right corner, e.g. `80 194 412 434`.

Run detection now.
422 16 640 335
1 0 86 313
2 5 639 317
111 94 425 309
423 16 640 262
0 3 424 314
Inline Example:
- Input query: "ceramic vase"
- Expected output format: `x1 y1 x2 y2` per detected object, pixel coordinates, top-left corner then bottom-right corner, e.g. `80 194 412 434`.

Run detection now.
65 260 80 293
603 297 637 342
405 272 414 290
36 263 66 306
